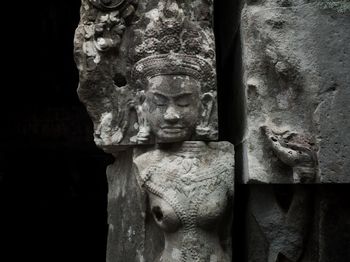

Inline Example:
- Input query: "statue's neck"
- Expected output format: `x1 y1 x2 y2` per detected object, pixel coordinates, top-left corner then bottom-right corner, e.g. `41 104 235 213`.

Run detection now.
156 141 207 157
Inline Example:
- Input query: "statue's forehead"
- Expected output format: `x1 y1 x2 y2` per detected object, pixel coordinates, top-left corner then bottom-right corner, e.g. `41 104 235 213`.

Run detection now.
147 75 200 95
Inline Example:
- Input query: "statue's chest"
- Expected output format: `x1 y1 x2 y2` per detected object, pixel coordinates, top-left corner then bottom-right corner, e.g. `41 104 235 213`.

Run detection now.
143 156 230 228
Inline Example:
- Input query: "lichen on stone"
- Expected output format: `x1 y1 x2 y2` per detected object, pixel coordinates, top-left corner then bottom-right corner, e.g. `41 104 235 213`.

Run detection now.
314 0 350 13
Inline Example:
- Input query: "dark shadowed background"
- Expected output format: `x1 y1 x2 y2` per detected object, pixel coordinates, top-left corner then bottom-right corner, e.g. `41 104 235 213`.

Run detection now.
0 0 247 261
1 1 111 261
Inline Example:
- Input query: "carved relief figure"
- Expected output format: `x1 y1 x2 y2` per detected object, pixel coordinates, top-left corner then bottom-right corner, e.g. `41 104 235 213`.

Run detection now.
130 57 235 259
130 2 235 261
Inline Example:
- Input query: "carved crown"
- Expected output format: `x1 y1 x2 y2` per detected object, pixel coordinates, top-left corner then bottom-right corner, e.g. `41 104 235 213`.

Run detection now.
130 1 216 91
131 54 215 93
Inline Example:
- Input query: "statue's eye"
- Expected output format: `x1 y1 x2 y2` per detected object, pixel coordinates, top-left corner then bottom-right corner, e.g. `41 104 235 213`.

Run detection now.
175 95 191 107
152 94 168 106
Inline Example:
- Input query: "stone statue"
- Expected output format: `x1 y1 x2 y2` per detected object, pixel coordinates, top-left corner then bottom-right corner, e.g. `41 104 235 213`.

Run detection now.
129 3 235 261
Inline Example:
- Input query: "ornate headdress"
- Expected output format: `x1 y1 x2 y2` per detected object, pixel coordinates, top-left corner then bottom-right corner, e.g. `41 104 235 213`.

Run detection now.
129 1 216 92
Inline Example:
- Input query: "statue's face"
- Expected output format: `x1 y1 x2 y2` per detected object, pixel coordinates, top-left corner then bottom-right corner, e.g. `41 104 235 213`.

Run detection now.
142 75 202 143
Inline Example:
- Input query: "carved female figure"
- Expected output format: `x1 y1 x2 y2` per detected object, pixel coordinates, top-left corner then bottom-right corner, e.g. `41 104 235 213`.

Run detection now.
128 3 235 261
131 40 234 262
131 69 234 260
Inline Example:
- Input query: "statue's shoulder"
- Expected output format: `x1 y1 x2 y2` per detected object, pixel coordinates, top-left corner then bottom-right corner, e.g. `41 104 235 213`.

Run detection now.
207 141 235 194
133 149 165 184
134 149 159 167
207 141 235 167
208 141 234 154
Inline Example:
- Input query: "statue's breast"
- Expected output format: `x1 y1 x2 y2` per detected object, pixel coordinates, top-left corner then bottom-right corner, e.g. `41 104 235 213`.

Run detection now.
149 193 181 233
135 145 234 232
196 188 228 229
147 176 229 232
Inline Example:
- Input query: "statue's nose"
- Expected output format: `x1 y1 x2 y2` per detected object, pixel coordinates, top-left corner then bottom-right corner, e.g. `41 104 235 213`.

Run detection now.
164 106 180 122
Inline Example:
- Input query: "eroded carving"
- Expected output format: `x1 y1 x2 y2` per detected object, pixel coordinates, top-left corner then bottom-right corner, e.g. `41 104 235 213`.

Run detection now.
74 0 139 150
74 0 217 150
262 126 318 183
242 0 350 183
134 141 234 262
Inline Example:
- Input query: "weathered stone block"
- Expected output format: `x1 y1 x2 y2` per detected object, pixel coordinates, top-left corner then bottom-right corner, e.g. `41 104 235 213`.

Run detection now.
242 0 350 183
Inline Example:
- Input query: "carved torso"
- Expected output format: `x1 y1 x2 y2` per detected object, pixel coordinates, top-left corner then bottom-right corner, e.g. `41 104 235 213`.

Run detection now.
134 142 234 262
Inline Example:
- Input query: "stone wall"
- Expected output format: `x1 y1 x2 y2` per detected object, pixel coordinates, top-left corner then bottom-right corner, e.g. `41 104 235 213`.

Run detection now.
242 0 350 184
3 1 349 262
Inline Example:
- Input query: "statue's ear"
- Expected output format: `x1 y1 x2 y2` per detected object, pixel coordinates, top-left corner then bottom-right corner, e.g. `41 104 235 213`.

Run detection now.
132 90 151 144
136 90 146 104
196 91 215 139
201 92 215 123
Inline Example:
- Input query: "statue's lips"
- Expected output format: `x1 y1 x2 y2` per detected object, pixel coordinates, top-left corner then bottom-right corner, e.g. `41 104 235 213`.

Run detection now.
161 126 185 134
